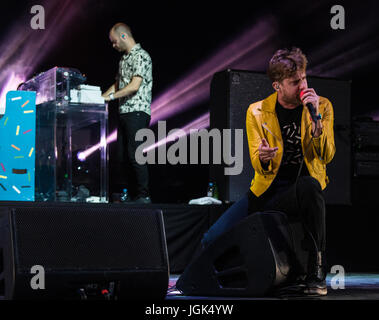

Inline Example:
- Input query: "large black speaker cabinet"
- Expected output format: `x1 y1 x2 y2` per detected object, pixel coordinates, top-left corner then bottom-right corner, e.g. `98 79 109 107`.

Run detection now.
176 211 308 297
0 205 169 300
210 69 351 205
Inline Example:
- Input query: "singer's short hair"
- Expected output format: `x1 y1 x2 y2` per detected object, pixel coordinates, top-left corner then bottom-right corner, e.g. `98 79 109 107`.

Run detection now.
267 47 308 83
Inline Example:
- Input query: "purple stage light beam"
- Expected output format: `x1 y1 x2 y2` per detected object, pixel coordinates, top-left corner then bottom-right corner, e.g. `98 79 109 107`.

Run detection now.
77 132 108 162
143 113 210 154
0 0 90 106
77 113 210 161
150 16 278 125
0 72 25 115
308 35 379 77
307 16 379 77
77 130 117 161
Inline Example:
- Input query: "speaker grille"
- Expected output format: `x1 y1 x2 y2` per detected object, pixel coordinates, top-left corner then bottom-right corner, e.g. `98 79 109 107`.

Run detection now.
210 71 275 202
11 206 166 272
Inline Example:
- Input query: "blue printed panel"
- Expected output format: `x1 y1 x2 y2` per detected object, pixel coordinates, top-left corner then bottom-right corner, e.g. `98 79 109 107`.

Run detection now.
0 91 36 201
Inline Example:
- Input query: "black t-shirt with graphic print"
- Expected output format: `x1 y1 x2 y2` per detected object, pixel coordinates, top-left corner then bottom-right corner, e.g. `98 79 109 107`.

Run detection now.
275 101 309 182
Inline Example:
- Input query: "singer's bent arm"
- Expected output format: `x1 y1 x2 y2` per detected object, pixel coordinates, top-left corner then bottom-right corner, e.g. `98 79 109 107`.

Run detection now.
311 98 336 164
246 105 273 175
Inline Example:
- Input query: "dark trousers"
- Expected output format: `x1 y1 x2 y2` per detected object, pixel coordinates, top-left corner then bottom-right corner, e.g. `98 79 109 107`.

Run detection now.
201 176 326 259
117 111 150 198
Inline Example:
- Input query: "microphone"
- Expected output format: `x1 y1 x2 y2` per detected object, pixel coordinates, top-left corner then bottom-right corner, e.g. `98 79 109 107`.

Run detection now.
300 90 320 123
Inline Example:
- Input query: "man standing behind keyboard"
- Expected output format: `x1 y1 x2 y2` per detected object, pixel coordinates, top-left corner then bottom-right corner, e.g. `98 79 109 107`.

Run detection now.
103 23 153 203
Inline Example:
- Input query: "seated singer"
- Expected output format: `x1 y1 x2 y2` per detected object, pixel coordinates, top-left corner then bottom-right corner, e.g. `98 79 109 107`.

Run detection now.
201 47 335 296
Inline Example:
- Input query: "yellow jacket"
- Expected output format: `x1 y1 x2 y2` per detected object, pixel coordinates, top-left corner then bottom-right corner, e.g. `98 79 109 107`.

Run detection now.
246 92 336 197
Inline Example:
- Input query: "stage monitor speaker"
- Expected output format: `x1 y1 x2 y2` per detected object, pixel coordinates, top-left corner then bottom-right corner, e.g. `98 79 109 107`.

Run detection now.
210 69 351 205
0 205 169 300
176 211 307 297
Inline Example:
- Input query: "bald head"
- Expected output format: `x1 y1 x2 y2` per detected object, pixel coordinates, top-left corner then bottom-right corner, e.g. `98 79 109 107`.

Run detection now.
110 23 133 38
109 23 136 53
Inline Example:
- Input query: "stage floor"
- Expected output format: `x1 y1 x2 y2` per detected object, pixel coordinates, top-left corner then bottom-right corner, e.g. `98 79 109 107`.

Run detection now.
166 273 379 300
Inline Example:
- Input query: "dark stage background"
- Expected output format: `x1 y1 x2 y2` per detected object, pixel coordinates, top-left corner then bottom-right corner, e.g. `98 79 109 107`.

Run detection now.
1 0 379 272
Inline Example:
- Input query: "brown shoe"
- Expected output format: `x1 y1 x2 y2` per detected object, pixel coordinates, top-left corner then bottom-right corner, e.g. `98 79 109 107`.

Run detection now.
304 263 328 296
304 279 328 296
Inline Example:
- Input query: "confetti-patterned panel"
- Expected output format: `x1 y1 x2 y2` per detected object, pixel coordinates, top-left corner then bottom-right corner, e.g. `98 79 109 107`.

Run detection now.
0 91 36 201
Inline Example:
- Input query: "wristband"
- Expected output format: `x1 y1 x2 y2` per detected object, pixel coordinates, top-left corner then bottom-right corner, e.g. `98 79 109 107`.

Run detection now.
109 93 115 101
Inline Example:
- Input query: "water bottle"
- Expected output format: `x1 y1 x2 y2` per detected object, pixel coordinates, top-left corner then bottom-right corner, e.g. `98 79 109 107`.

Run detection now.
213 183 219 200
120 188 129 202
207 182 214 197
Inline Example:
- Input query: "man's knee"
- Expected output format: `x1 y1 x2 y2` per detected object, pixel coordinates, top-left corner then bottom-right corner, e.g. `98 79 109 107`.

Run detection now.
295 176 324 206
297 176 322 194
201 233 210 249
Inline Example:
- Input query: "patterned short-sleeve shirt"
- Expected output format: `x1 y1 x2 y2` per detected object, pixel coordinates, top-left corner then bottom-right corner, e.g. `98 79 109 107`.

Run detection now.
118 43 153 115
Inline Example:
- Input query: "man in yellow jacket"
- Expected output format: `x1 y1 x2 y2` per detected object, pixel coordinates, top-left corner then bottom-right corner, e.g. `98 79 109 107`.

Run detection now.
202 47 335 296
